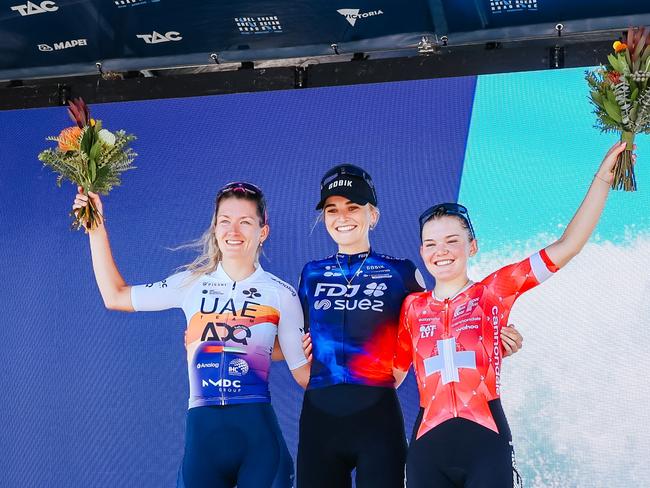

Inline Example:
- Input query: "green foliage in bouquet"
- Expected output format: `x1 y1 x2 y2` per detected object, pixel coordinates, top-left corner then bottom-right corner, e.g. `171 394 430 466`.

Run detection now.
585 28 650 191
38 98 137 230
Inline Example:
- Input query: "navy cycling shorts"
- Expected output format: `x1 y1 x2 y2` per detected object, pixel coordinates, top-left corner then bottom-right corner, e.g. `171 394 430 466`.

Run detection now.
177 403 293 488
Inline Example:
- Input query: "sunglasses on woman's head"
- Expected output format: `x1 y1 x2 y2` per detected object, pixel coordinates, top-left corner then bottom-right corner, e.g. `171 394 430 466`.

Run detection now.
418 202 475 239
216 181 268 224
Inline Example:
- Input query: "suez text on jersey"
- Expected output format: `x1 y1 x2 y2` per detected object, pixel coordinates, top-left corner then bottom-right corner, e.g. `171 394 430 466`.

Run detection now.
313 283 384 312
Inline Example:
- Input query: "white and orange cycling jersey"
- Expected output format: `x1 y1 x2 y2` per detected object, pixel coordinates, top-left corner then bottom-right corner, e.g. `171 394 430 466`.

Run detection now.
131 264 307 408
395 249 559 439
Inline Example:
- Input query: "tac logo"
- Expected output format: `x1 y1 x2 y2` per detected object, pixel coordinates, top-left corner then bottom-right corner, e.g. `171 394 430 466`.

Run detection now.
10 1 58 16
38 39 88 52
228 358 249 376
337 8 384 27
136 31 182 44
363 282 386 297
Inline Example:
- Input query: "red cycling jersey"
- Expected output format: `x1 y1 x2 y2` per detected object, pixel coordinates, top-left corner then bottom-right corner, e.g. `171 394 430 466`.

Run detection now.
395 249 559 439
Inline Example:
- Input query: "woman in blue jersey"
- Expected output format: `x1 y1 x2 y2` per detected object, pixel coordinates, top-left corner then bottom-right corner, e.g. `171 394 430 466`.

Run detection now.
296 164 524 488
72 182 310 488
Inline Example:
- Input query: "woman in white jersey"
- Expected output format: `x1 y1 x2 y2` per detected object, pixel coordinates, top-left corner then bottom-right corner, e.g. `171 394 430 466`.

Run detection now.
72 181 310 488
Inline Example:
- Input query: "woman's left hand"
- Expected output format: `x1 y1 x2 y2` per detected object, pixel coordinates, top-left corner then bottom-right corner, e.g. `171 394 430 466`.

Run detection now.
501 324 523 357
595 141 637 185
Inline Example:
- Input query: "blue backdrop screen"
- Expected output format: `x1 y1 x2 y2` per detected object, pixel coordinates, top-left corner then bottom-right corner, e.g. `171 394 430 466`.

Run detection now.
1 69 648 487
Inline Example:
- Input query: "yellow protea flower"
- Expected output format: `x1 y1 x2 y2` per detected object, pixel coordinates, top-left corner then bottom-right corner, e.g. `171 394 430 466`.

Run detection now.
613 41 628 53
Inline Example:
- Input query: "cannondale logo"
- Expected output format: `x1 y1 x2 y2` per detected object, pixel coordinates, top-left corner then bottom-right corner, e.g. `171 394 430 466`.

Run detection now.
363 282 387 297
314 299 332 310
242 288 261 298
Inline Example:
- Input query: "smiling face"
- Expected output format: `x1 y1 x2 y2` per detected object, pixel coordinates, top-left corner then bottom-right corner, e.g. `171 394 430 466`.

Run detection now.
323 195 377 253
420 215 478 283
214 196 268 264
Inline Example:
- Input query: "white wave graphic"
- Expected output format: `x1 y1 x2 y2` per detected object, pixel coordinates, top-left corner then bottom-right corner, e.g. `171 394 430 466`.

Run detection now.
468 236 650 488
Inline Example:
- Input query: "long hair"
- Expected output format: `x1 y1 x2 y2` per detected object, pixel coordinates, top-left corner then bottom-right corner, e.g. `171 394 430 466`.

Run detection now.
175 190 267 281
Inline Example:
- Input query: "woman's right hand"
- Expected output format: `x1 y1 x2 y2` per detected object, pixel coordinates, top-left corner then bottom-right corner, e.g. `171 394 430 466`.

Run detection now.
302 332 313 364
72 186 104 225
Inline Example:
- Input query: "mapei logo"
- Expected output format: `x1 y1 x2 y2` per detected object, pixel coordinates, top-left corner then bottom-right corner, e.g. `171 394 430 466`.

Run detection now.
10 1 57 16
136 31 182 44
337 8 384 27
38 39 88 52
363 282 386 297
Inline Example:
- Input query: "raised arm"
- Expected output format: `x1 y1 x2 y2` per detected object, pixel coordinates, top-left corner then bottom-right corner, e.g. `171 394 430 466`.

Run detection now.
73 188 133 311
545 141 635 268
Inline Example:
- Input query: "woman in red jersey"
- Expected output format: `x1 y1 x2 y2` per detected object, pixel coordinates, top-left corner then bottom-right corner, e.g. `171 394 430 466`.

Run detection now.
394 141 637 488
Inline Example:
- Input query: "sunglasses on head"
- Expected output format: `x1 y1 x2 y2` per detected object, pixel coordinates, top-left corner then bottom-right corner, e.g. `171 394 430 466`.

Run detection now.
216 181 268 224
418 202 475 239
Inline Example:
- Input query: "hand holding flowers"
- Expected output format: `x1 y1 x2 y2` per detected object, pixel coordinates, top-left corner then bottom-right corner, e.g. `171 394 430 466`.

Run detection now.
38 98 137 231
585 26 650 191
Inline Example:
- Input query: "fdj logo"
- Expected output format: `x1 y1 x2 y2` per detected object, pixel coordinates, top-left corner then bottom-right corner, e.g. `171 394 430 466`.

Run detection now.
201 323 251 345
313 283 383 312
136 31 182 44
11 1 57 16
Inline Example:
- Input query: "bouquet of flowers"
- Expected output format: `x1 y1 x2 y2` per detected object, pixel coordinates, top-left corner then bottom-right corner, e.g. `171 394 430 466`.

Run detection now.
585 26 650 191
38 98 137 231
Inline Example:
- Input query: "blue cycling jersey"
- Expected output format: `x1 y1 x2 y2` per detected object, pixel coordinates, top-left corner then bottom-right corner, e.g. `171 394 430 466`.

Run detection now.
298 250 425 390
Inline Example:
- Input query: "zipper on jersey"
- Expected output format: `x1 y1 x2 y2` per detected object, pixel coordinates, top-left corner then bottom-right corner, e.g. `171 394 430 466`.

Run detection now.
220 280 237 406
444 298 458 418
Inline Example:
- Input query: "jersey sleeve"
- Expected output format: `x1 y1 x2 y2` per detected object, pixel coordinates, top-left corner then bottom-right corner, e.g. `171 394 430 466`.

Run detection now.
298 264 311 334
485 248 559 307
130 271 193 312
402 259 427 293
394 294 417 372
277 284 309 371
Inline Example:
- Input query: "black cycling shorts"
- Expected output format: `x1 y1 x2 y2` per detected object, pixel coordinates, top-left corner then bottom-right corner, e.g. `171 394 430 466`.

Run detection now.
406 399 522 488
297 384 407 488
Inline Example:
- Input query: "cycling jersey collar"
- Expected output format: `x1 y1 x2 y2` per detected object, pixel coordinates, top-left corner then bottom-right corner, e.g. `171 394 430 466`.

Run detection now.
431 279 474 302
334 248 373 261
212 263 265 284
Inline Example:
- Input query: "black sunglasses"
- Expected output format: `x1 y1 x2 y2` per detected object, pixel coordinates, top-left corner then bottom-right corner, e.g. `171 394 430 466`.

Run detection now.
418 202 475 239
216 181 268 224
